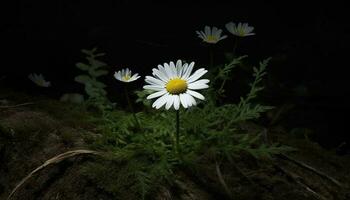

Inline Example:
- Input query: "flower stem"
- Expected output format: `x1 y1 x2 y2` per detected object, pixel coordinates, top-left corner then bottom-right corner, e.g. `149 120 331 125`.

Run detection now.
219 38 241 95
232 37 240 58
175 109 181 157
124 85 140 129
218 78 227 95
209 46 214 69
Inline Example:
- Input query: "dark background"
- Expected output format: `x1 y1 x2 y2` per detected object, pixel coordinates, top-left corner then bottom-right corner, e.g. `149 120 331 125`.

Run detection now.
1 1 349 149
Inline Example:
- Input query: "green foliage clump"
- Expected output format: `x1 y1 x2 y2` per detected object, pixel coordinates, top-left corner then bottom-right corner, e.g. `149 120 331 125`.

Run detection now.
134 89 153 107
181 58 292 159
82 57 294 199
84 110 177 200
215 55 248 95
74 48 112 110
82 146 173 200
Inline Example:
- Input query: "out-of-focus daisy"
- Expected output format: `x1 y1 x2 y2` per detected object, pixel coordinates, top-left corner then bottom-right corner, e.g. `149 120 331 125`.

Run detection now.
28 73 51 87
225 22 255 37
144 60 209 110
196 26 227 44
114 68 141 128
114 68 140 83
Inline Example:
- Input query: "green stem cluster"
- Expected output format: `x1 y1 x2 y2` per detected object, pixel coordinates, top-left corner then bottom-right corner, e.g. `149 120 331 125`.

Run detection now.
218 38 241 95
124 85 140 129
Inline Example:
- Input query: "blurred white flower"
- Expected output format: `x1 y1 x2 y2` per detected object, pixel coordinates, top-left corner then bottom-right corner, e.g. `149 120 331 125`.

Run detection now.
225 22 255 37
196 26 227 44
114 68 140 83
28 73 51 87
144 60 209 110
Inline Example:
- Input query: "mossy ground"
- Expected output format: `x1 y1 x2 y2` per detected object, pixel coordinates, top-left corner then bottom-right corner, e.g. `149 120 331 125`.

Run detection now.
1 88 349 200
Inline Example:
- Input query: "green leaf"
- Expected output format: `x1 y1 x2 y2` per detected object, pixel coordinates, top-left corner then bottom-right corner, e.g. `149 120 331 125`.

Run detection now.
75 75 91 84
81 49 92 55
92 70 109 77
88 59 107 69
95 53 106 57
95 81 107 88
76 62 90 71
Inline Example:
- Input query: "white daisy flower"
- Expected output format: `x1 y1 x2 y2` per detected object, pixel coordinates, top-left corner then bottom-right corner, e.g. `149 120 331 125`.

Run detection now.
114 68 140 82
196 26 227 44
28 73 51 87
144 60 209 110
225 22 255 37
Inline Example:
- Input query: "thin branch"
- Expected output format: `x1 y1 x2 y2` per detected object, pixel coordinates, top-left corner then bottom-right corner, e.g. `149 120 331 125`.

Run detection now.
215 162 232 198
0 102 35 109
277 154 342 187
275 165 328 200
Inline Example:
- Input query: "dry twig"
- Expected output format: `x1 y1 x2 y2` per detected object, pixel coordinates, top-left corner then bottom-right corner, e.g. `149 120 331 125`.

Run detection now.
278 154 342 187
276 165 328 200
0 102 35 109
7 149 101 200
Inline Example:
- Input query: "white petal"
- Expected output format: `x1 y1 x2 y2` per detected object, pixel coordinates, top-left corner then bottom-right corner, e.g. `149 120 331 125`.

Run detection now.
225 22 234 32
180 63 188 77
179 93 188 108
143 85 164 91
187 94 197 107
220 35 228 40
145 76 165 85
176 60 182 76
169 61 177 77
131 73 140 81
242 23 248 30
114 72 121 80
199 31 207 40
173 95 180 110
146 90 167 99
238 22 242 30
182 93 191 107
165 94 174 110
196 31 205 40
187 68 208 83
246 26 254 33
153 93 169 109
204 26 210 36
157 65 169 78
188 80 209 90
182 62 194 79
187 89 205 100
126 68 130 76
212 27 218 34
164 63 174 78
188 83 209 90
152 69 168 82
134 76 141 81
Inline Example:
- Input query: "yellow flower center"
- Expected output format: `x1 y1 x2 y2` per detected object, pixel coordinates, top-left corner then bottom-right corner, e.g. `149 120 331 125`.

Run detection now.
166 78 187 94
206 35 218 43
122 75 131 81
238 29 246 36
